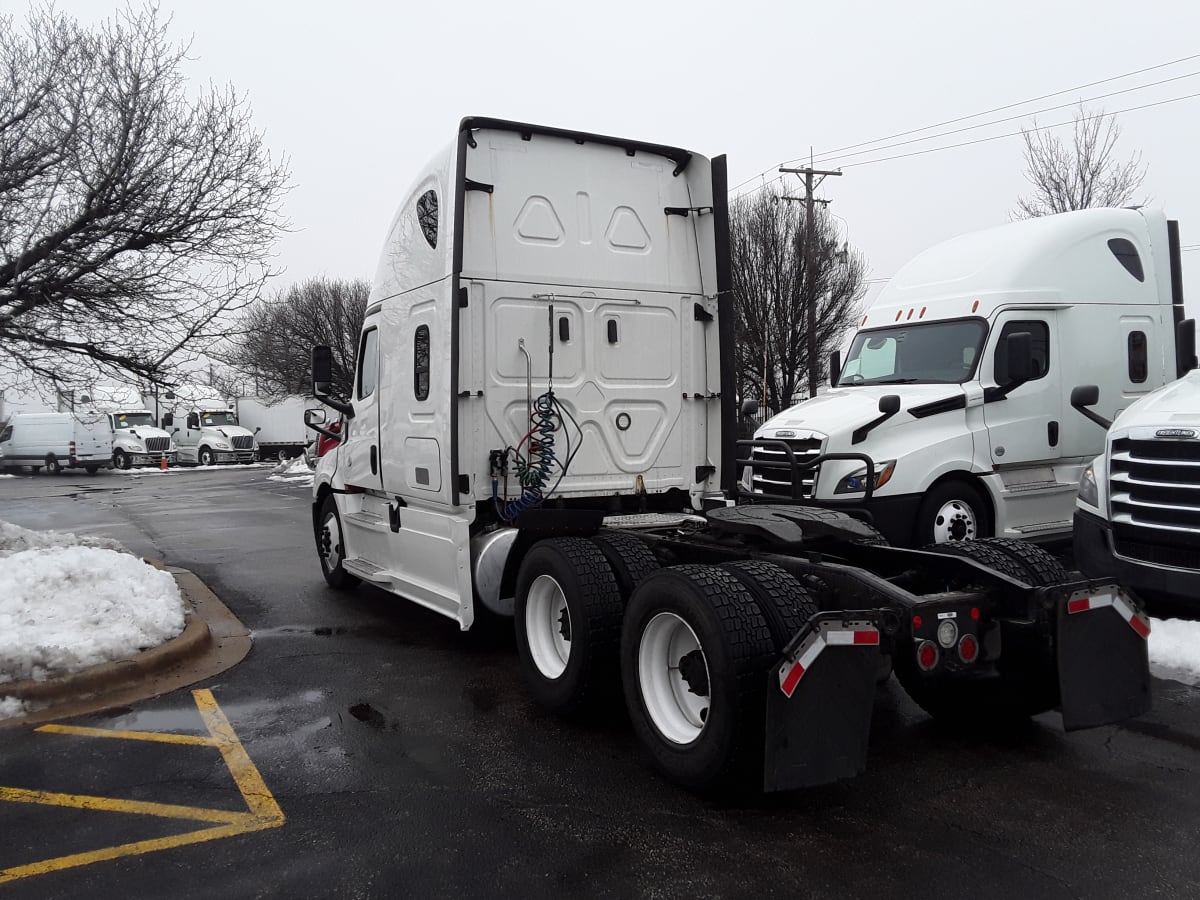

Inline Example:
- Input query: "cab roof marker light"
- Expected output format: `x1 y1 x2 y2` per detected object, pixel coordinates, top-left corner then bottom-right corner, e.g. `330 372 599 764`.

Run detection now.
971 299 980 312
895 310 903 321
919 306 927 318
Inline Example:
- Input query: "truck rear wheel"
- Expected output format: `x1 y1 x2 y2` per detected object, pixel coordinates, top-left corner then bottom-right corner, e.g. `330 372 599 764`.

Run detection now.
591 530 660 604
621 566 774 792
45 454 62 475
917 479 990 544
719 560 817 652
978 538 1068 586
923 539 1028 582
316 494 360 590
514 538 624 715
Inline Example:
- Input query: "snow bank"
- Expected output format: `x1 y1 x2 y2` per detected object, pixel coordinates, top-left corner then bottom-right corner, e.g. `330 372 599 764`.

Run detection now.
0 696 27 718
0 520 127 558
1149 618 1200 685
0 546 185 686
268 454 313 485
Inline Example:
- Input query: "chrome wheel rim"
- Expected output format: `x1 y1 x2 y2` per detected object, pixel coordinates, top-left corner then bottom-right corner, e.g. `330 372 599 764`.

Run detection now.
932 499 977 542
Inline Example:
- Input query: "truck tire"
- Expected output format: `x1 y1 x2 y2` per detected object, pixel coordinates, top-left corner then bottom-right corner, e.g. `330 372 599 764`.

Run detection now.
917 479 991 544
923 539 1028 583
514 538 624 715
591 530 660 604
979 538 1068 586
719 560 818 652
316 494 360 590
199 446 215 467
45 454 62 475
114 450 131 470
621 565 774 792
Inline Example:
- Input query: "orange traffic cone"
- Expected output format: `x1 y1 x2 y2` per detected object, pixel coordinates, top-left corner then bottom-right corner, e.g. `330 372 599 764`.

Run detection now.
160 456 168 471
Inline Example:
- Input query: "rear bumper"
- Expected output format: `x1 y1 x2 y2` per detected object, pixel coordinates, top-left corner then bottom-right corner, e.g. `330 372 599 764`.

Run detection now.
1074 509 1200 609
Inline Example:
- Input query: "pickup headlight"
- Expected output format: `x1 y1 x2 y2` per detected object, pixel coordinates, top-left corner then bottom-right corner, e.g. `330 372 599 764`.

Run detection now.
1078 462 1099 508
834 460 896 494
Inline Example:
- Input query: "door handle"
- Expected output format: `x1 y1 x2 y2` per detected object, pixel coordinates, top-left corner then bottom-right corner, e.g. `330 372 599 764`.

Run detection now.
1047 421 1059 447
370 445 378 474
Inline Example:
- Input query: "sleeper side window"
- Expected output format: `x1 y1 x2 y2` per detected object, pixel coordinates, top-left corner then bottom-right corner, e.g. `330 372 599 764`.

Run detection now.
357 327 379 400
417 191 438 249
994 320 1050 384
1127 331 1148 383
414 325 430 401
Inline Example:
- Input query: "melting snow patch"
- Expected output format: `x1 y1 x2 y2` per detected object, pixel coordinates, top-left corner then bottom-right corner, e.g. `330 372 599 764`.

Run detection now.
1149 618 1200 686
0 696 27 720
268 455 313 486
0 520 127 558
0 546 185 684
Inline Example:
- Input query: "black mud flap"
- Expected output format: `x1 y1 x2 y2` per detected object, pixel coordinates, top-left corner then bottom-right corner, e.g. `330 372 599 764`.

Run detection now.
1056 583 1151 731
763 615 880 792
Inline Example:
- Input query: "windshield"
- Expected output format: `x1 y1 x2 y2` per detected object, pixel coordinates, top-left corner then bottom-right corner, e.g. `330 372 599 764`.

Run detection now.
838 319 987 386
113 413 155 429
200 411 238 427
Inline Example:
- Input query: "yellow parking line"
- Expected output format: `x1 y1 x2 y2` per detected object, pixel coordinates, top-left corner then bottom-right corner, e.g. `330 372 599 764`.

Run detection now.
0 785 256 825
36 724 218 747
0 688 285 883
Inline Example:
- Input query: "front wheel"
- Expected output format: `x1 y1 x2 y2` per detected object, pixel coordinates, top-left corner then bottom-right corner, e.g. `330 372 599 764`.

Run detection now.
198 446 215 467
621 566 774 792
316 494 359 590
114 450 131 470
917 479 991 545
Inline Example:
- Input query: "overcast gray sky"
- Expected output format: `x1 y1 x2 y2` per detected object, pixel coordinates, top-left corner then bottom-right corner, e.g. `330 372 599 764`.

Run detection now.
20 1 1200 340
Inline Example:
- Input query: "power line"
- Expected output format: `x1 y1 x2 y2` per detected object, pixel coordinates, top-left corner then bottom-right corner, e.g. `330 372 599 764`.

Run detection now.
837 90 1200 169
786 52 1200 165
811 70 1200 169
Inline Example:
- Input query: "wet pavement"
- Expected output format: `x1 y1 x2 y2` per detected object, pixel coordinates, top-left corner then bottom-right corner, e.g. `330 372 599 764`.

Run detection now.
2 467 1199 897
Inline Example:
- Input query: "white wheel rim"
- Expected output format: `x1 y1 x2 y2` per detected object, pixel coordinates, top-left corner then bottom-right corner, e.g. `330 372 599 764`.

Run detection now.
525 574 571 679
320 512 343 570
932 499 977 543
638 612 710 745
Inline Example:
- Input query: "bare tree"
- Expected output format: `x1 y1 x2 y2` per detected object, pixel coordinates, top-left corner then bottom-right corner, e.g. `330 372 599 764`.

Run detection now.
730 188 867 414
1014 103 1147 219
219 277 369 400
0 5 290 397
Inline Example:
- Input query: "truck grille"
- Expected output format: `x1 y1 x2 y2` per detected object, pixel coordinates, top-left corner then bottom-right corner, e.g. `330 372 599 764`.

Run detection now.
145 437 170 452
231 435 254 450
1112 525 1200 570
1109 436 1200 546
750 438 822 499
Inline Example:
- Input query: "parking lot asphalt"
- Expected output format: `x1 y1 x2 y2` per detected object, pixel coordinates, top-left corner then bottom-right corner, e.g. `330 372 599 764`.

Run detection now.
2 466 1199 897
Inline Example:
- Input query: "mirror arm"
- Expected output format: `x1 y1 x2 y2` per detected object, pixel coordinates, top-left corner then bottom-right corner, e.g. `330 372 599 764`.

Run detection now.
851 398 902 445
1071 400 1113 431
305 421 341 441
315 389 355 419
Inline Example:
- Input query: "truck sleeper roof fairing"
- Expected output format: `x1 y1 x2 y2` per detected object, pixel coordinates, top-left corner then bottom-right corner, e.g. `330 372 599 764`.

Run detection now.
865 208 1174 327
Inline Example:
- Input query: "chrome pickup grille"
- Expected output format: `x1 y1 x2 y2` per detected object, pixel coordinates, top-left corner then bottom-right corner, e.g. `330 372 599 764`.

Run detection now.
231 435 254 450
750 438 822 499
145 437 170 452
1109 436 1200 539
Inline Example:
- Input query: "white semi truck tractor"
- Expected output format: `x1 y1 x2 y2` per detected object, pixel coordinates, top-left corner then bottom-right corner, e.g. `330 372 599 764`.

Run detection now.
305 118 1152 794
106 408 177 469
163 399 259 466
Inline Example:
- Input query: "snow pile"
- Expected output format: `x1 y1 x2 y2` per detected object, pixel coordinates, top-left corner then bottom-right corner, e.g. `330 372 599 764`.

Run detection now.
1149 618 1200 685
0 696 27 718
268 454 313 485
0 520 127 558
0 546 185 686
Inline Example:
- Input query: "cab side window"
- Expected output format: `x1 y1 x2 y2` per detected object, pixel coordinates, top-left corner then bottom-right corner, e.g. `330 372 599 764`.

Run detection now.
994 320 1050 384
414 325 430 401
162 413 173 428
358 327 379 400
1127 331 1148 383
0 424 11 442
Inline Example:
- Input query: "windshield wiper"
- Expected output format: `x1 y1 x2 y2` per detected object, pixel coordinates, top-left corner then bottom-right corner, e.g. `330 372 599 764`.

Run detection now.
868 377 922 384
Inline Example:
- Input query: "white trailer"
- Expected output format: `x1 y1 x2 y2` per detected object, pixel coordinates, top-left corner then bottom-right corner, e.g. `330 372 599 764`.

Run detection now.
752 208 1190 547
234 396 309 460
305 117 1152 794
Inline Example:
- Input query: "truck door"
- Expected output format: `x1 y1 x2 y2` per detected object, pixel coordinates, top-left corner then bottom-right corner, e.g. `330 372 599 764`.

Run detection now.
982 313 1062 470
341 324 383 491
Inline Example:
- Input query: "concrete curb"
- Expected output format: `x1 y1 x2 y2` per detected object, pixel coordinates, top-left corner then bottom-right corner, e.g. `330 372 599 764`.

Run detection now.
0 565 251 727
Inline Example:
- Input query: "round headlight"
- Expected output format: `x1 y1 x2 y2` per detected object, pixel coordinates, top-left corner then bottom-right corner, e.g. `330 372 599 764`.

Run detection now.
936 619 958 648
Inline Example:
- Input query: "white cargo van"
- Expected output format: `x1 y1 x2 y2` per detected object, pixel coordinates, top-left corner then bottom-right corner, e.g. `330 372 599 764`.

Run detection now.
163 400 259 466
106 409 177 469
0 412 112 474
751 208 1189 547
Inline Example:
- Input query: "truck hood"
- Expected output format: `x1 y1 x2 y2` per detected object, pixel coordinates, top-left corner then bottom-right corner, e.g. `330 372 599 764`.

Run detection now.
1111 368 1200 432
204 425 255 440
123 427 171 441
757 384 966 440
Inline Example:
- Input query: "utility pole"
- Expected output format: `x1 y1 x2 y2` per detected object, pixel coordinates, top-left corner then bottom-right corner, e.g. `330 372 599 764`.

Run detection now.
780 165 841 398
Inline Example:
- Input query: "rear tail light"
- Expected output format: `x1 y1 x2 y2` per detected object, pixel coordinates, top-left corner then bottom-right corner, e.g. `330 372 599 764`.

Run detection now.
958 633 979 663
69 440 77 462
917 640 938 671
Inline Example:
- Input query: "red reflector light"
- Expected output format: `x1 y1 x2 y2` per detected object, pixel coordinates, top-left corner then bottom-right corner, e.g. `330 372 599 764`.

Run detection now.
958 634 979 663
1129 615 1151 640
854 630 881 645
1067 598 1091 615
917 641 938 671
912 614 923 630
970 607 980 621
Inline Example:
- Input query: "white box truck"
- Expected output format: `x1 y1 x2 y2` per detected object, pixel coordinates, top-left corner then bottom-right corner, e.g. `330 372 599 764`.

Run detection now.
303 118 1152 794
162 399 259 466
751 208 1190 547
234 395 309 460
105 408 178 469
1071 326 1200 611
0 411 112 474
